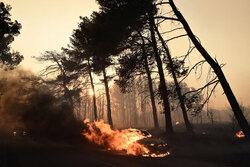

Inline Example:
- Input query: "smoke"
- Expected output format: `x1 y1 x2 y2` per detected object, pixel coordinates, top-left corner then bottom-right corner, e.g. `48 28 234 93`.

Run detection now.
0 68 32 132
0 68 82 140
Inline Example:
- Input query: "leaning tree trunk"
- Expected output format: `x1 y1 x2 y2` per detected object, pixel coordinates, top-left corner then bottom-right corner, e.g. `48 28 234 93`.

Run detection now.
88 62 98 120
169 0 250 137
148 11 173 135
102 68 113 127
153 21 193 132
139 33 160 129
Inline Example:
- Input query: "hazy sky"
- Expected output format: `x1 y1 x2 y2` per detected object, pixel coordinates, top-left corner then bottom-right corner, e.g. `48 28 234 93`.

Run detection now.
2 0 250 109
174 0 250 109
3 0 99 72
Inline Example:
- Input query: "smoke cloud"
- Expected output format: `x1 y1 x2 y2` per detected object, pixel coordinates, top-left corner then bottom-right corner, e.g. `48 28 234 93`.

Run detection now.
0 68 82 140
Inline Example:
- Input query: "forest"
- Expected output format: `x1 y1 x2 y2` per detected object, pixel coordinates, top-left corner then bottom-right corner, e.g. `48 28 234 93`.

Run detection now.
0 0 250 167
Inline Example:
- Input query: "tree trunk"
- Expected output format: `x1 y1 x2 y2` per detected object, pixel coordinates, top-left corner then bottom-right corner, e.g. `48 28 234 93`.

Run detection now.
53 54 74 109
140 34 159 129
88 62 98 120
87 98 91 120
153 21 193 132
148 11 173 134
120 93 125 127
64 87 74 109
101 94 104 119
98 93 101 118
62 75 73 109
102 68 113 127
77 98 81 119
132 87 137 127
169 0 250 137
144 60 160 129
83 99 87 120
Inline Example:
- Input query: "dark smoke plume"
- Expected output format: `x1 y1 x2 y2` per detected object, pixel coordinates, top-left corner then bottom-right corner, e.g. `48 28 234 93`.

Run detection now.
0 68 82 140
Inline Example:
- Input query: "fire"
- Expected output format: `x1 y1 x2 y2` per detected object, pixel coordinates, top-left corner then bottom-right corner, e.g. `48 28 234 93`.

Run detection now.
235 130 245 138
82 119 149 156
82 119 170 157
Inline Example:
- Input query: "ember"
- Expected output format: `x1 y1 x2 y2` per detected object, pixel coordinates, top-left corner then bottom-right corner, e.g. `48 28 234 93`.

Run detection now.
235 131 245 138
82 119 170 157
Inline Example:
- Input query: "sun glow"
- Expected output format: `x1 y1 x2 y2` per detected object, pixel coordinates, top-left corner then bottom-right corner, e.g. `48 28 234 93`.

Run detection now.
89 89 94 96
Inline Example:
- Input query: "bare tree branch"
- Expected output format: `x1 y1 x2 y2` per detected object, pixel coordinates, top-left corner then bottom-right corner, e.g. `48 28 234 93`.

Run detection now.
165 34 188 43
179 60 206 84
154 16 179 22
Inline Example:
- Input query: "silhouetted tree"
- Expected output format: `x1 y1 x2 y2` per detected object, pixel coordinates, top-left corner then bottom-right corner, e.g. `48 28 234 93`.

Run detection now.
168 0 250 138
35 51 81 108
0 2 23 69
79 0 154 127
65 17 98 120
95 0 177 133
115 30 160 129
152 20 193 132
148 10 173 134
139 34 160 129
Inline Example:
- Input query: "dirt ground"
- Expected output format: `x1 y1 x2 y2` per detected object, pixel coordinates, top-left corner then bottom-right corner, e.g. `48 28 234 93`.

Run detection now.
1 132 249 167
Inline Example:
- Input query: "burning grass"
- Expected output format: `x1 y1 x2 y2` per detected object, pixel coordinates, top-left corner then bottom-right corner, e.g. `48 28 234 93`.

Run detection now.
82 119 170 157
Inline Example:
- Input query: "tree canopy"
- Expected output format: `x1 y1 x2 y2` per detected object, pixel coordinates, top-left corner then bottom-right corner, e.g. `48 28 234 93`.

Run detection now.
0 2 23 69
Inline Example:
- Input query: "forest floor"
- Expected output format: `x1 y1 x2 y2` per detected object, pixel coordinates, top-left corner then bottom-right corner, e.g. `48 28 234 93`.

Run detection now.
147 123 250 167
0 124 250 167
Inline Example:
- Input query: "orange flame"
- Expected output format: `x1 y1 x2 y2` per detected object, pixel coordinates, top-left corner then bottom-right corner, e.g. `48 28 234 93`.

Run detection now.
235 131 245 138
82 119 150 156
82 119 170 157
